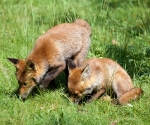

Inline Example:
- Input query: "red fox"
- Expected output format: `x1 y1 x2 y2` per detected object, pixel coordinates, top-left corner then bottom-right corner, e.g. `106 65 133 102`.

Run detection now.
7 19 91 99
67 58 143 105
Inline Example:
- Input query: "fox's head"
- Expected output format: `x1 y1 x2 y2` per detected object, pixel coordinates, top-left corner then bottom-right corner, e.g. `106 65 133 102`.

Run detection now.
67 59 92 104
7 58 38 99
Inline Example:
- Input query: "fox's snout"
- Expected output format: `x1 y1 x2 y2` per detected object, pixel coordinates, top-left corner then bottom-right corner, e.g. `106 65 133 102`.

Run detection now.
19 85 36 99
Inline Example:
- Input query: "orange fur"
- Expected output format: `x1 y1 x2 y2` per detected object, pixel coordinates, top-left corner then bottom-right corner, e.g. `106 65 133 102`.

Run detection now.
67 58 143 105
8 19 91 99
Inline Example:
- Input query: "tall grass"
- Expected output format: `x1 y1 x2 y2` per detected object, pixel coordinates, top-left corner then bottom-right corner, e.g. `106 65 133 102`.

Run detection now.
0 0 150 125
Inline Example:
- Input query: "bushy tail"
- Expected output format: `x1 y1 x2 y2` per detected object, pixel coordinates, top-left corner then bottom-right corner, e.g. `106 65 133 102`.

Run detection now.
118 87 143 105
74 19 91 35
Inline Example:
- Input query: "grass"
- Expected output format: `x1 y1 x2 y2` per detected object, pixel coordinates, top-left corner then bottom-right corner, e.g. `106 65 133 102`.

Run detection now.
0 0 150 124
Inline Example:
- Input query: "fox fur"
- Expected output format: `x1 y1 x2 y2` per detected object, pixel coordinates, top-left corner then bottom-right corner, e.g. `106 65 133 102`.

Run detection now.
7 19 91 99
67 58 143 105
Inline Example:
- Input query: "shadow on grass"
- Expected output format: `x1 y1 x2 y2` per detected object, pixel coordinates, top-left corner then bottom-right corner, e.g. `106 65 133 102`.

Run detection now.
91 0 141 9
105 43 150 78
126 17 150 37
9 71 68 100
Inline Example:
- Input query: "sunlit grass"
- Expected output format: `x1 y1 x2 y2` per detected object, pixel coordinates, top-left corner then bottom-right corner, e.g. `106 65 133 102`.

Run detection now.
0 0 150 125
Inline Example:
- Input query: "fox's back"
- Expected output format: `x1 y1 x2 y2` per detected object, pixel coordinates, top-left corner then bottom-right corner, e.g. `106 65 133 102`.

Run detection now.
47 23 87 58
84 58 128 76
28 21 90 62
83 58 131 87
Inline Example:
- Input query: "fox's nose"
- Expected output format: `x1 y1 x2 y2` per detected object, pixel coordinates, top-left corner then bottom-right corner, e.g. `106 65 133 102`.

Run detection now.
20 92 29 100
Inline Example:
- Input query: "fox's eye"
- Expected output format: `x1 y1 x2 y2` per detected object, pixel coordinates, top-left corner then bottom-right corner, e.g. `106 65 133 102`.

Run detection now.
73 94 77 98
73 93 79 97
23 83 27 86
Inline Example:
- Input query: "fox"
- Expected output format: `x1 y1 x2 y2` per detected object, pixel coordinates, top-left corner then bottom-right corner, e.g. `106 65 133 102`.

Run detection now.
7 19 91 99
67 58 143 105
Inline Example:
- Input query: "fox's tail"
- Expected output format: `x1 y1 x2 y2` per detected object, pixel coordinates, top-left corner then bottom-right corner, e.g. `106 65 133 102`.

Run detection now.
118 87 143 105
74 19 91 35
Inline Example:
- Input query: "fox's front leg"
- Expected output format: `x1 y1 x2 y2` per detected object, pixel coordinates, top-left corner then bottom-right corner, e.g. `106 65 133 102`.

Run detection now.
87 88 106 103
40 64 65 89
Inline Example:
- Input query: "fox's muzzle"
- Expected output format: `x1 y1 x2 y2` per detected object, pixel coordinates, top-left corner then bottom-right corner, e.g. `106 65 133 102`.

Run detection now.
19 85 36 99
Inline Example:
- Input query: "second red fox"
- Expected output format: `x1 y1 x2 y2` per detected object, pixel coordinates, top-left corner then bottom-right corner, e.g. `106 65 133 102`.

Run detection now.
7 19 91 99
67 58 143 105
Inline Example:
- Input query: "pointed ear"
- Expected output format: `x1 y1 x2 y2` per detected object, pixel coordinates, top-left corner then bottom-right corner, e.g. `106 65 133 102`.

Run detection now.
26 60 36 71
7 58 20 68
67 59 76 74
7 58 19 65
81 64 90 80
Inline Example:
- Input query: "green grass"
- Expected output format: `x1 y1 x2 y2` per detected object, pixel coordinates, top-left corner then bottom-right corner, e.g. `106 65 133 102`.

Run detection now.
0 0 150 125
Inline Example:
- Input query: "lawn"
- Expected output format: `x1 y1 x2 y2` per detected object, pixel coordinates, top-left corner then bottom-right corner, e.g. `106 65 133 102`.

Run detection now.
0 0 150 125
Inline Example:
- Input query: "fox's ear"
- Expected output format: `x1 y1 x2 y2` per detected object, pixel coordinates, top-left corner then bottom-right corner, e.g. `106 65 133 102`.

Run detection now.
67 59 76 73
7 58 20 69
81 64 90 80
26 60 36 71
7 58 19 65
7 58 26 69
